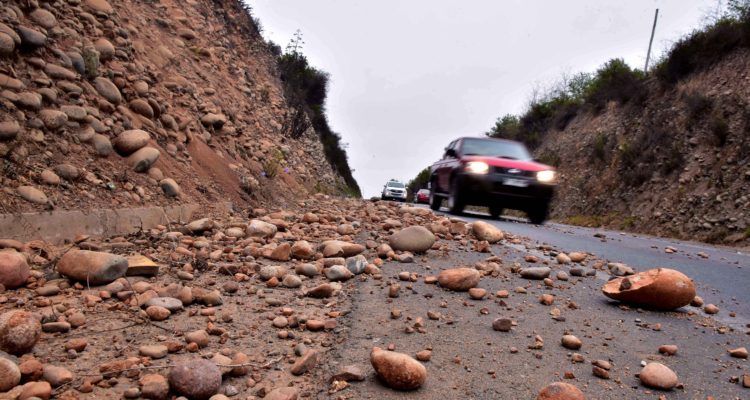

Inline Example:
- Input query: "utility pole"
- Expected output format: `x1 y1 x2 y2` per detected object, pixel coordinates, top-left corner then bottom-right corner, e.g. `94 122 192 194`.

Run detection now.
644 8 659 73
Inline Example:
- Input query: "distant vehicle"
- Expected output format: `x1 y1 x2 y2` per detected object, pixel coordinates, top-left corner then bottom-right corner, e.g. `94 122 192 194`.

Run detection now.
428 137 557 224
381 179 407 202
414 189 430 204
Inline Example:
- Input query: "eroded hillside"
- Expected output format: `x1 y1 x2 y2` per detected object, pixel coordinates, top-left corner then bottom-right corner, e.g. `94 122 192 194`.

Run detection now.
536 49 750 246
0 0 354 217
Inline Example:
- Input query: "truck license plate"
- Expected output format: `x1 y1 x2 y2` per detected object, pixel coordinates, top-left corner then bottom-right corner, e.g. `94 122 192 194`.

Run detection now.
504 178 528 188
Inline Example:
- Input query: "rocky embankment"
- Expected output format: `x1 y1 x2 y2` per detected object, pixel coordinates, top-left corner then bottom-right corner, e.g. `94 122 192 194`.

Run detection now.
0 0 348 217
537 50 750 247
0 197 748 399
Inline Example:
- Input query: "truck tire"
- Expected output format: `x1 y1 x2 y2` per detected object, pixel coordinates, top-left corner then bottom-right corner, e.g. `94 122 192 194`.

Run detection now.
489 205 504 219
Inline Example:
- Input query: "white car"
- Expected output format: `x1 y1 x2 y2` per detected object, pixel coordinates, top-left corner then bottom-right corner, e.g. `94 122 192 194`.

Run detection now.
381 180 407 202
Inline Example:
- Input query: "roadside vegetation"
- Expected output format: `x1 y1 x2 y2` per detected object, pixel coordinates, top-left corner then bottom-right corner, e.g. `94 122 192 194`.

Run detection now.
483 0 750 185
266 31 362 197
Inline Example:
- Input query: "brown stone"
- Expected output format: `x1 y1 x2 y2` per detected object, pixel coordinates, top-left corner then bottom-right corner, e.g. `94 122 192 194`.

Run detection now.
0 310 41 355
602 268 696 310
639 362 678 391
536 382 584 400
370 347 426 390
437 268 480 291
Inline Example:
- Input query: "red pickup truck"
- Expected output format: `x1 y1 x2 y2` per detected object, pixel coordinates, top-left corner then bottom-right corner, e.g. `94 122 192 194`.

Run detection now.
428 137 557 224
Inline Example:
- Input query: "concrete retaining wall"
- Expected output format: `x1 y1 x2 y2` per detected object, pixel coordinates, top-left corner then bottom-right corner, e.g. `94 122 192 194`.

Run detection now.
0 204 201 244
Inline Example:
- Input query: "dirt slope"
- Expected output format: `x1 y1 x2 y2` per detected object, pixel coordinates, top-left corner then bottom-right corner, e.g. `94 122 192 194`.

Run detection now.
0 0 349 216
535 49 750 247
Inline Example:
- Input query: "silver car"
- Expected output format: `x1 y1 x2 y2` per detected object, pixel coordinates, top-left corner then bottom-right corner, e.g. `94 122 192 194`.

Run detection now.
381 180 407 202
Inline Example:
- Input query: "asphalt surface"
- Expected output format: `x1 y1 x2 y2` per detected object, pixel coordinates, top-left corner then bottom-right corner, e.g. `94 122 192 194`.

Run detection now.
324 219 750 399
422 205 750 326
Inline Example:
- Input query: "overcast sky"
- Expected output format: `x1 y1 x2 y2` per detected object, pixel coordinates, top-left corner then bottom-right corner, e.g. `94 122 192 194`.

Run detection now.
249 0 719 197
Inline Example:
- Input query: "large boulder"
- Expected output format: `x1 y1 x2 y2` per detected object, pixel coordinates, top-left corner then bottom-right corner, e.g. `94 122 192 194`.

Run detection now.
370 347 426 390
437 268 480 291
389 226 435 253
0 310 41 355
0 251 29 288
471 221 504 243
57 250 128 285
602 268 695 310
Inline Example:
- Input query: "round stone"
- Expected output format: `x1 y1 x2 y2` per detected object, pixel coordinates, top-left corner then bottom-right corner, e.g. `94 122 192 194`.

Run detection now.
0 310 41 355
0 357 20 392
0 251 29 289
639 362 678 390
168 359 221 400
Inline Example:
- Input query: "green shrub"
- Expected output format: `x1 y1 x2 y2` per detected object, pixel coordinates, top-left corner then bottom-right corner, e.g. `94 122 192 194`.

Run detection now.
583 59 646 112
655 11 750 84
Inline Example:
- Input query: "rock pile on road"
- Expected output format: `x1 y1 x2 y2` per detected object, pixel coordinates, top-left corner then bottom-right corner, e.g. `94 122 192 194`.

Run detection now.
0 197 744 397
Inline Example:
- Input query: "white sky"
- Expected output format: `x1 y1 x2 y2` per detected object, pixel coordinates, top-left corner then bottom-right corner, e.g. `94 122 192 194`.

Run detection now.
249 0 719 197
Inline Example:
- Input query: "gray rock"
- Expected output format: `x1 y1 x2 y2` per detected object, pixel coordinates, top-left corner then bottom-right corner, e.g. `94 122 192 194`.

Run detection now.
17 25 47 48
324 265 354 282
127 147 159 172
295 263 319 277
519 267 551 280
93 77 122 104
144 297 184 312
345 254 367 275
159 178 180 197
92 134 113 157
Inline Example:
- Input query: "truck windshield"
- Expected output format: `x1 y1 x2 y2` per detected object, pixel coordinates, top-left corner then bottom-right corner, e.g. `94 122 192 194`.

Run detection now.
387 182 405 188
461 138 531 160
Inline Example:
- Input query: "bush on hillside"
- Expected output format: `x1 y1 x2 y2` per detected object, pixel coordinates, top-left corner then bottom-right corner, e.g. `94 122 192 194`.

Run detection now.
654 6 750 84
583 59 646 111
275 47 361 196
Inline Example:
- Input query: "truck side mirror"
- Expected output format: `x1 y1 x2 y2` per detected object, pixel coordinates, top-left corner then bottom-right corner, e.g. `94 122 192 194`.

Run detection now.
445 149 457 158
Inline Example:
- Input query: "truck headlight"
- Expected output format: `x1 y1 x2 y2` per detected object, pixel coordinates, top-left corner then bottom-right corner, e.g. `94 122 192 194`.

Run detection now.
465 161 489 174
536 170 556 183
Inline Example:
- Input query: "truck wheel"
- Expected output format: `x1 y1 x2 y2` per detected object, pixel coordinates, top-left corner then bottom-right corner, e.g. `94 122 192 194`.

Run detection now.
447 178 465 215
527 202 549 225
489 205 504 219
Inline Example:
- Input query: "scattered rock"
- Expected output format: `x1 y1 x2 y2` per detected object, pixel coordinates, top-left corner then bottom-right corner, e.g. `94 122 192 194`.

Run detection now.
639 362 678 391
0 251 29 289
602 268 696 310
536 382 584 400
57 250 128 285
704 304 719 314
729 347 748 359
438 268 480 291
561 335 582 350
140 373 169 400
520 267 551 280
389 226 436 253
0 310 41 355
168 359 221 400
17 186 48 205
0 357 20 392
370 347 427 390
472 221 504 243
290 349 318 375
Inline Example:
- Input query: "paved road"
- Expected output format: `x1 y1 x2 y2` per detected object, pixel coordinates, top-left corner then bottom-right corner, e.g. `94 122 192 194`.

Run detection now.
326 210 750 399
422 205 750 325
